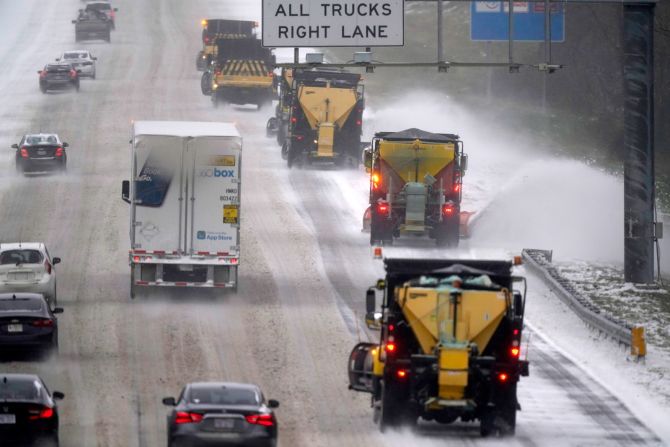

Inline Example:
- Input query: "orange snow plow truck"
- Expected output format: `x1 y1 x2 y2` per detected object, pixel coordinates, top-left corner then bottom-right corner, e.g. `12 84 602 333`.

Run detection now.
365 129 468 247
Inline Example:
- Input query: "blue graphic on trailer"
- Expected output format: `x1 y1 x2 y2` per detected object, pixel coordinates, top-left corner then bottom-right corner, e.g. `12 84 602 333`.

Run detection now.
471 1 565 42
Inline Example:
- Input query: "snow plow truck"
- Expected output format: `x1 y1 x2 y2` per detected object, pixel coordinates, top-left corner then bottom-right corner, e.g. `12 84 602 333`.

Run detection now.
200 29 275 109
365 129 468 247
284 68 364 168
196 19 256 71
348 257 529 436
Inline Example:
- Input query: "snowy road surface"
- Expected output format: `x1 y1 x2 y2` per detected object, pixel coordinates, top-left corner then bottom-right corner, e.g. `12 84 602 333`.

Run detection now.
0 0 666 445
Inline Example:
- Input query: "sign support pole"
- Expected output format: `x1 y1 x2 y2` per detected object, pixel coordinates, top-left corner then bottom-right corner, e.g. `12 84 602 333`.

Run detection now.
507 0 515 71
437 0 444 70
623 2 656 283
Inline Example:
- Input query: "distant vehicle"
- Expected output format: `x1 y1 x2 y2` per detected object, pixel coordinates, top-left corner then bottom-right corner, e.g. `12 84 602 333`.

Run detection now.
121 121 242 297
56 50 97 79
162 382 279 447
72 9 111 42
196 19 256 71
84 1 118 28
0 243 61 303
38 63 80 93
0 373 64 446
11 134 68 174
0 293 63 355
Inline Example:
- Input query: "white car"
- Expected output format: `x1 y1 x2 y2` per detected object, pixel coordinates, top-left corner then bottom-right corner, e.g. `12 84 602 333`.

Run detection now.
0 243 60 305
56 50 97 79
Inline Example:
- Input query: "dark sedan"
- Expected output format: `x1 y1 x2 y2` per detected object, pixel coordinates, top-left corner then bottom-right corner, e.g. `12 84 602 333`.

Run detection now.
12 133 68 174
38 63 80 93
0 373 64 446
163 382 279 447
0 293 63 357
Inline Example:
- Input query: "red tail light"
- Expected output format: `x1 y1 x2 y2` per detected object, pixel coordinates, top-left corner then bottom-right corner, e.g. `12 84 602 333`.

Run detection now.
291 117 297 123
39 71 47 80
295 135 304 141
245 413 274 427
69 69 77 78
175 411 203 424
267 72 274 77
356 119 362 126
31 319 54 328
20 148 29 158
388 324 395 332
385 342 396 353
376 201 390 216
453 183 461 193
396 369 408 379
510 347 520 358
54 147 63 157
498 373 509 382
45 260 52 274
29 407 54 420
215 69 221 76
204 36 211 44
442 203 455 216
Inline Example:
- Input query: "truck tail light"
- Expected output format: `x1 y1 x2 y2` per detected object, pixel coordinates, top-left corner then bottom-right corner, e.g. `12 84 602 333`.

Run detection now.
498 373 509 383
396 369 408 379
376 201 390 216
385 342 396 353
510 347 520 358
356 119 362 126
371 172 381 190
442 203 455 216
453 183 461 193
291 117 297 123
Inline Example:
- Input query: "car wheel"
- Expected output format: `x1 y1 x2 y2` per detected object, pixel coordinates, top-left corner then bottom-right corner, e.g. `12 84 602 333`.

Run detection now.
40 85 47 94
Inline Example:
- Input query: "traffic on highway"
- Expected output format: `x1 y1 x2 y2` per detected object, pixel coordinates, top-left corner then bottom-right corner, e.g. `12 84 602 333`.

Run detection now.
0 0 668 446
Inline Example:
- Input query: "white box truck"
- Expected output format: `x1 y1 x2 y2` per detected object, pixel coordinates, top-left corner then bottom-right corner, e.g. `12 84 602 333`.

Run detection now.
121 121 241 297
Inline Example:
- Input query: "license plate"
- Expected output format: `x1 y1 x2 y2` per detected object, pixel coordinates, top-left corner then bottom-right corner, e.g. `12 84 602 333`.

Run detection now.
37 150 46 155
0 414 16 424
7 324 23 333
214 418 235 430
178 264 194 272
10 272 32 280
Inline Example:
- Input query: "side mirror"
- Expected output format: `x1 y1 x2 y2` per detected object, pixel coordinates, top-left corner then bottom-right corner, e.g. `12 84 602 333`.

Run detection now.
52 257 61 265
114 7 118 11
365 288 376 314
121 180 130 204
62 142 69 148
92 57 97 60
460 154 468 173
53 307 64 314
375 279 386 290
52 391 65 400
267 399 279 409
363 147 372 170
11 144 18 149
71 20 77 24
162 397 176 406
55 58 60 61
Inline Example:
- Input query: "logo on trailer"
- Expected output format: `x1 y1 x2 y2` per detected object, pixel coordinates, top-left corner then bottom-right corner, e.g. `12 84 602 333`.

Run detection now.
197 231 206 240
199 168 235 178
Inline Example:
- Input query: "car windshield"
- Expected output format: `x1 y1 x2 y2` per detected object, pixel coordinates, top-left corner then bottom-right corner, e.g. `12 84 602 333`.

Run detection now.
0 378 43 402
188 386 259 405
64 52 87 59
0 299 43 312
0 249 43 265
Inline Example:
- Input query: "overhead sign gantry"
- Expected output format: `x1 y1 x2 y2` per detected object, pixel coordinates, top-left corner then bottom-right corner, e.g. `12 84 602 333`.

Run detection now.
262 0 405 47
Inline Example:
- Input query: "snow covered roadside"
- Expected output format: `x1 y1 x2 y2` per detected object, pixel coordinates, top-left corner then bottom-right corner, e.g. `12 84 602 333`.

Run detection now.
523 267 670 444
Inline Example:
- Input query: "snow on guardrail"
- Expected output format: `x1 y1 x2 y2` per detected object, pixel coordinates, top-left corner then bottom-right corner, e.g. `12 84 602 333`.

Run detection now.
522 248 647 359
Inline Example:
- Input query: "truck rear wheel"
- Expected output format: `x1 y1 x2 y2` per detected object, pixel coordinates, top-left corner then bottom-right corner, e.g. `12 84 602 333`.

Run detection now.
376 381 415 433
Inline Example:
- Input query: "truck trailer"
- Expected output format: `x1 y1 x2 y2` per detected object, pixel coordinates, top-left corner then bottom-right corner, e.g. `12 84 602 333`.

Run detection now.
366 129 467 247
348 257 529 436
285 68 364 168
121 121 242 297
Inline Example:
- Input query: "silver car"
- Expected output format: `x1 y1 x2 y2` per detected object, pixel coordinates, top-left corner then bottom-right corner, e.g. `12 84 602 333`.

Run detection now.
0 243 61 305
56 50 97 79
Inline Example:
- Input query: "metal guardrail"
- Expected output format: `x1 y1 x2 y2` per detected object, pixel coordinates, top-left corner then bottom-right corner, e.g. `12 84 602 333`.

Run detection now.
522 249 646 358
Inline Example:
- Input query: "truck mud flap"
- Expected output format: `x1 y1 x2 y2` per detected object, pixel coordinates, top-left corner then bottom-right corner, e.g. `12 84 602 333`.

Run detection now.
459 210 475 238
348 342 377 393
